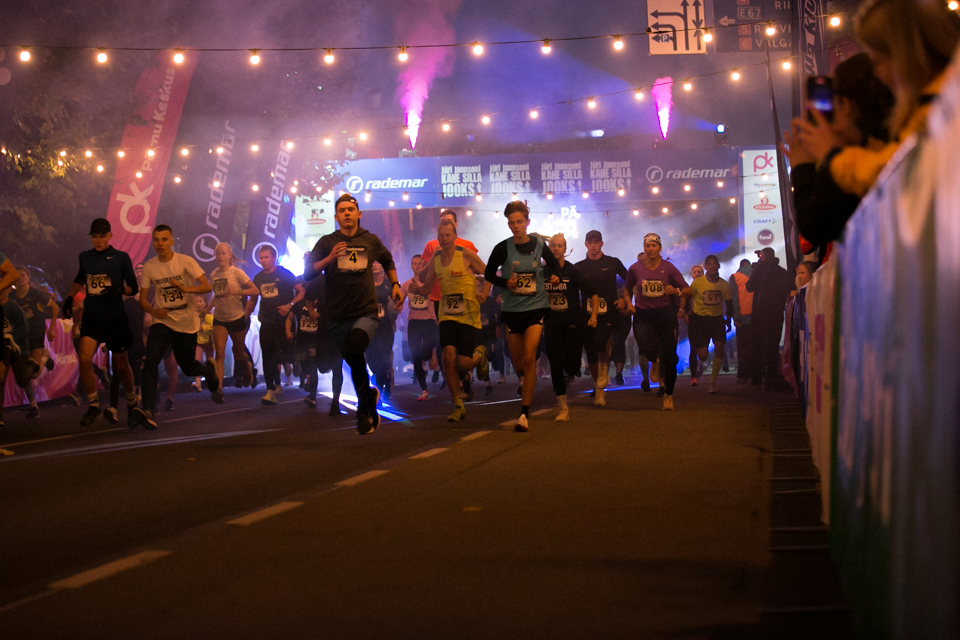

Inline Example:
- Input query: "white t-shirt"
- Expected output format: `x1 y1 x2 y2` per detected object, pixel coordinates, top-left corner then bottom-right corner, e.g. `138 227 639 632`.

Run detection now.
209 265 252 322
141 253 206 334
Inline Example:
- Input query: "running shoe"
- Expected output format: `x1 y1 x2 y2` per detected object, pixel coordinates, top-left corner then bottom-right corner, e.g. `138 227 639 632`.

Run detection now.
555 407 570 422
447 405 467 422
190 382 202 393
690 377 698 387
431 370 440 383
250 368 259 388
650 361 660 383
128 406 147 429
641 380 651 393
514 414 529 432
417 390 430 402
304 396 316 408
68 392 81 406
212 390 226 405
234 376 244 388
80 406 101 426
261 389 278 406
593 388 606 406
103 407 119 423
615 372 625 386
439 379 448 391
143 410 158 430
656 386 666 398
207 369 220 397
474 345 489 381
708 382 717 394
516 385 523 397
357 387 380 435
164 399 175 411
274 384 283 395
26 405 40 419
44 349 55 371
483 384 493 397
662 395 675 411
328 400 343 416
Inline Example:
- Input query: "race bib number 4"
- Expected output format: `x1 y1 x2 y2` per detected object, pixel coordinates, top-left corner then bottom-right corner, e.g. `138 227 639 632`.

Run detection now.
87 273 112 296
159 285 186 310
641 280 664 298
299 316 319 333
703 290 723 306
549 294 568 311
410 295 429 311
443 293 465 315
514 272 536 296
260 282 278 299
338 247 368 271
587 298 608 315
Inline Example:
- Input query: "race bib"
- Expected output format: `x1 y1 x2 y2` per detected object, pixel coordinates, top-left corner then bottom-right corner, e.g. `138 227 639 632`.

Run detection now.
480 315 490 327
87 273 112 296
443 293 465 315
641 279 664 298
513 272 536 296
260 282 278 299
587 298 608 315
703 290 723 306
410 295 429 311
338 247 368 271
158 284 187 310
549 293 568 312
377 303 385 319
299 315 319 333
2 317 11 334
213 278 229 297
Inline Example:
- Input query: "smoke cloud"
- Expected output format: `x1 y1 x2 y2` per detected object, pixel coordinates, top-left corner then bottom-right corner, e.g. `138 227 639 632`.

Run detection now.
651 77 673 140
393 0 461 149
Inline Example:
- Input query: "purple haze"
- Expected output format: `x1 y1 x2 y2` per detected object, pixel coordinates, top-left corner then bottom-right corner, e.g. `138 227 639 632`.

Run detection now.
651 77 673 140
394 0 461 149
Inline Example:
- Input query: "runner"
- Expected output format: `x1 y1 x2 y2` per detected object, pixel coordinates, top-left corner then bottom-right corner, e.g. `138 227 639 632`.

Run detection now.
246 245 301 406
106 267 147 423
683 264 705 385
140 224 222 429
370 262 399 399
418 219 490 422
61 219 147 427
1 283 38 425
623 233 689 410
208 243 258 395
192 298 215 392
476 276 500 396
295 271 345 415
484 201 560 432
684 255 734 394
611 283 631 386
575 230 629 407
402 254 437 401
303 193 404 434
12 266 58 416
544 233 598 421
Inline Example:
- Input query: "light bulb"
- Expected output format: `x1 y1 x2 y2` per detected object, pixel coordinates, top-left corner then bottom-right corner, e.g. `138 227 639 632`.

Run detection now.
782 60 792 70
57 160 63 166
766 24 776 36
358 132 367 141
541 40 551 54
441 123 451 132
613 36 624 50
662 207 669 214
618 188 625 196
683 184 691 192
730 197 736 204
633 210 640 216
481 115 490 125
402 192 410 201
213 180 220 188
546 192 553 200
85 150 92 158
717 181 724 188
731 70 741 81
216 147 224 154
252 184 260 191
117 150 125 158
147 149 156 157
388 200 395 206
290 186 297 194
652 186 660 194
691 203 698 210
683 81 692 91
472 42 483 55
466 210 473 216
19 49 30 62
323 138 331 146
181 148 190 156
135 171 143 178
582 191 589 198
96 50 108 64
416 203 422 209
398 47 408 62
250 50 260 65
476 194 483 201
829 16 842 27
174 176 181 183
635 90 644 100
324 49 334 64
703 30 713 43
173 49 185 64
588 98 597 109
59 150 67 157
529 110 538 119
96 165 104 172
250 144 258 152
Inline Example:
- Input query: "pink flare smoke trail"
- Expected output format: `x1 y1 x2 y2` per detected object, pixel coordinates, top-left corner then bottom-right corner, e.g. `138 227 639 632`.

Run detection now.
651 77 674 139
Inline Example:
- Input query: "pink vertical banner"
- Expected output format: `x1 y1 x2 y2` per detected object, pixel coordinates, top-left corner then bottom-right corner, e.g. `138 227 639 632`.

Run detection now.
105 52 197 266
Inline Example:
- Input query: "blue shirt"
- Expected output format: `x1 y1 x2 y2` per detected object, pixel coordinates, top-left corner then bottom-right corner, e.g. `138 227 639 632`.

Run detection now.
73 246 137 319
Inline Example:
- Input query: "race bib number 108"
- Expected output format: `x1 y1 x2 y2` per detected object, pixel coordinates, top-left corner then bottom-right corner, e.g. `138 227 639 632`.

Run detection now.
641 280 664 298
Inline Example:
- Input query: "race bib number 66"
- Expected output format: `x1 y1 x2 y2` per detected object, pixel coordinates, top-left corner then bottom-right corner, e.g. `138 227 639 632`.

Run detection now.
87 273 112 296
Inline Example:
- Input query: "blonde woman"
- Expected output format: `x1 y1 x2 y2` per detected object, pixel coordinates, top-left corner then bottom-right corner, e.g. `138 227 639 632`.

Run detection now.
208 243 258 395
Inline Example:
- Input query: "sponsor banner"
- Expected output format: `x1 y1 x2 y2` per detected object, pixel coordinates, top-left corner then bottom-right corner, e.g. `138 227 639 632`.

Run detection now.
161 119 244 270
739 147 786 263
105 53 197 266
799 0 828 78
289 192 336 265
244 141 297 275
335 148 739 208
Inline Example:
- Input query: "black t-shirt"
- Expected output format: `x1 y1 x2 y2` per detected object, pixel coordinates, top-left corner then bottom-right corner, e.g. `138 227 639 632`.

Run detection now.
544 261 594 324
74 246 138 320
253 266 298 325
14 286 52 335
575 254 628 312
483 236 561 288
305 227 396 323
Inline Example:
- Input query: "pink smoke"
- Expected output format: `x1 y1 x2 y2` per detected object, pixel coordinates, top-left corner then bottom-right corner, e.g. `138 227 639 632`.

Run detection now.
651 77 673 140
394 0 461 149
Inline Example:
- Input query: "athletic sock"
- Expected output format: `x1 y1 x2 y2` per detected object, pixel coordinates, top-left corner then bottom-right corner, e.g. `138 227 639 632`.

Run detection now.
87 392 100 409
711 357 722 384
454 398 464 410
521 405 530 417
125 390 139 407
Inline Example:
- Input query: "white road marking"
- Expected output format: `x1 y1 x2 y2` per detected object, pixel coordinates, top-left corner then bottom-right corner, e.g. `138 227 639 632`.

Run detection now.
531 408 552 416
460 430 491 442
1 427 124 449
336 469 389 487
476 398 522 406
162 399 303 424
409 448 448 459
227 501 304 526
48 550 171 590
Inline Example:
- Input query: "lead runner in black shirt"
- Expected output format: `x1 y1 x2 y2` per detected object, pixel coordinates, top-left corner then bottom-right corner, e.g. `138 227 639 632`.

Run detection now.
304 193 404 435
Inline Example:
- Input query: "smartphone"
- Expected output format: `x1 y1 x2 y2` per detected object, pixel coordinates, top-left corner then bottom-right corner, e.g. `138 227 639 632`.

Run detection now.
806 76 834 123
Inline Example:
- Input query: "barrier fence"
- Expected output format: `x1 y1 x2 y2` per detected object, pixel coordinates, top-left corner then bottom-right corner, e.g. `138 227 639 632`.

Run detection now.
799 57 960 639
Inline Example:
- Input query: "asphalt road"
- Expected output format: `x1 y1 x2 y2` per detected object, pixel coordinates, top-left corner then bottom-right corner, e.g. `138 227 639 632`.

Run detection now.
1 370 777 639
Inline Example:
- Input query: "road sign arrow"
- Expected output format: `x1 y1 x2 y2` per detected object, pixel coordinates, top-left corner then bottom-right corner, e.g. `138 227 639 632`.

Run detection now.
718 15 736 27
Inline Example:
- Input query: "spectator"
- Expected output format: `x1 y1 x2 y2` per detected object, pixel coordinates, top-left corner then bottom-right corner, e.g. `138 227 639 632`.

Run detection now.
795 0 960 198
784 53 894 249
746 248 795 387
729 259 755 384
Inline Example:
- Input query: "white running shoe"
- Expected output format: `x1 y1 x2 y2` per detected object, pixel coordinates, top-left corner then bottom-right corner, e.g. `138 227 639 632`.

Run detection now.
555 407 570 422
593 388 606 406
514 414 529 432
662 394 675 411
597 366 609 389
650 361 660 383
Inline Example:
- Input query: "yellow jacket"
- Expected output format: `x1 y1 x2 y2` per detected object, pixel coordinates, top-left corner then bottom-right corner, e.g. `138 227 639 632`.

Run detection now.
829 74 944 197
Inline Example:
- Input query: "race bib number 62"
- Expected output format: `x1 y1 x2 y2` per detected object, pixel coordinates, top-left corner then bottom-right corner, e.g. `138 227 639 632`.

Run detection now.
514 272 536 296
